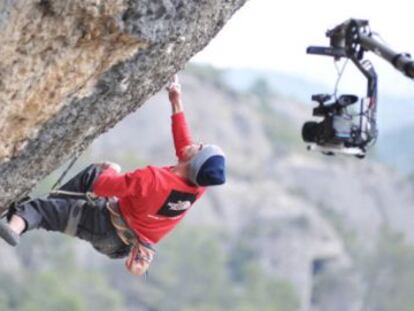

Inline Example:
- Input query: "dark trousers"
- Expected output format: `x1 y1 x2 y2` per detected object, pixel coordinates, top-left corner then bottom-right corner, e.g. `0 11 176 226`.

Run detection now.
11 165 130 259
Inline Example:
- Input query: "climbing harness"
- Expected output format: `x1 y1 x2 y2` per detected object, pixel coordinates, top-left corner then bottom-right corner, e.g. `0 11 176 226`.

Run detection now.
49 189 98 205
107 199 155 278
107 199 137 246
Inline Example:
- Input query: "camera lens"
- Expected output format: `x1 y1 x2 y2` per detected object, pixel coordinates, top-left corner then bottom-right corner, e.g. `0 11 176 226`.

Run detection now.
302 121 319 143
338 94 358 107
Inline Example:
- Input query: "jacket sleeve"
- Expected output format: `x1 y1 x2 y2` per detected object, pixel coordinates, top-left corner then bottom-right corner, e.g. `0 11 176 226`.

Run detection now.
93 167 150 198
172 112 193 161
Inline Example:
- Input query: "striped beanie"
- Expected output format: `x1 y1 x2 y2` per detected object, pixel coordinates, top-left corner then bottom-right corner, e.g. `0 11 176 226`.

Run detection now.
188 144 226 187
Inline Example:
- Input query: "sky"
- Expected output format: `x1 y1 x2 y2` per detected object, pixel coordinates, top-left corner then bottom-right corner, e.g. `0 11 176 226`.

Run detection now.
191 0 414 97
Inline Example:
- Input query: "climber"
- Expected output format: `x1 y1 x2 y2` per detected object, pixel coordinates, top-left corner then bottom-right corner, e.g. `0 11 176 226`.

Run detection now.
0 75 226 276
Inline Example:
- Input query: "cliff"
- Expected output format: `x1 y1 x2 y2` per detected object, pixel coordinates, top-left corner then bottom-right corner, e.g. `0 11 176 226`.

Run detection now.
0 0 246 209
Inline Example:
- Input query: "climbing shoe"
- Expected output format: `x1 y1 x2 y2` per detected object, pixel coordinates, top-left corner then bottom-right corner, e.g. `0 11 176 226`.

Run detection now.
0 221 19 246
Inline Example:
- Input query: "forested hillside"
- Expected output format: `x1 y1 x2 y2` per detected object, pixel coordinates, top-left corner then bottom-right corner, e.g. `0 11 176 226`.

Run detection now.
2 67 414 311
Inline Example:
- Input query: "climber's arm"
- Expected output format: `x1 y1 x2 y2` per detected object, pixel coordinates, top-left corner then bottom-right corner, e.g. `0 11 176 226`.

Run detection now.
167 75 193 161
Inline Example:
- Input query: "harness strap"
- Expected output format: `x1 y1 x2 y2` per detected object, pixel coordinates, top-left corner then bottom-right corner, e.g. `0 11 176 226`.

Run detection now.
106 201 155 264
49 190 155 264
49 190 97 205
49 190 95 237
64 200 84 236
106 200 138 246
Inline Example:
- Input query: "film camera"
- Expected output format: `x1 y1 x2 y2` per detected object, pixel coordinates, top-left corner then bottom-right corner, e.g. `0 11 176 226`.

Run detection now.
303 19 380 158
302 93 374 158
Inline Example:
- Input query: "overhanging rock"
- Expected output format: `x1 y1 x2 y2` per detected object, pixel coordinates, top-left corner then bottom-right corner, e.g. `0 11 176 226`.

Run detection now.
0 0 247 209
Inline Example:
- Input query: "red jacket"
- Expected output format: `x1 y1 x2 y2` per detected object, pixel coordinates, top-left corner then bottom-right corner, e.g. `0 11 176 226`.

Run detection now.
93 112 206 244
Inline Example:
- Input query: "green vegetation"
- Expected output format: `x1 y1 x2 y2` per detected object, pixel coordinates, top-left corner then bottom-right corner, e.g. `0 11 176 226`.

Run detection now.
0 225 298 311
315 207 414 310
0 234 123 311
358 227 414 311
103 225 299 311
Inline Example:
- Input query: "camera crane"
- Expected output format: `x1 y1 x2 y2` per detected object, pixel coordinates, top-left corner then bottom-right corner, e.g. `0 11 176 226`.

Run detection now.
303 18 414 158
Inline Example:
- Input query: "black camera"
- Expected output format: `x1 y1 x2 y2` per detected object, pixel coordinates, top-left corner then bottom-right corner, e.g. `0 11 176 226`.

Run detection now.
302 94 374 157
304 19 381 157
302 94 358 145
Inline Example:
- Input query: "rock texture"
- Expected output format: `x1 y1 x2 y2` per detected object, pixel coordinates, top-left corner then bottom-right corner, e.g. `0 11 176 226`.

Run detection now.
2 69 414 310
0 0 247 209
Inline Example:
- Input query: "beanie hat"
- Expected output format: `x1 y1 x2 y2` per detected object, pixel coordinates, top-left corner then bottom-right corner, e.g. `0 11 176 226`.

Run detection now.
188 144 226 187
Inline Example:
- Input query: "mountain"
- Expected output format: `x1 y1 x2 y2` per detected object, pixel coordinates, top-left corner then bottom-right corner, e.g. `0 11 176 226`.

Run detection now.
87 69 414 310
220 67 330 102
3 67 414 311
0 0 248 211
375 123 414 174
217 67 414 134
209 66 414 175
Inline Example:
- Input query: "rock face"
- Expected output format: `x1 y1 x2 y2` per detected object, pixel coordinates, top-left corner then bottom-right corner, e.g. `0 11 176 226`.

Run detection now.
2 67 414 310
0 0 247 209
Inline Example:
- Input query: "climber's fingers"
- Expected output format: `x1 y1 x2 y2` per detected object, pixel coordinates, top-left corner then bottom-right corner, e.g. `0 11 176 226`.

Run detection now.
166 74 180 92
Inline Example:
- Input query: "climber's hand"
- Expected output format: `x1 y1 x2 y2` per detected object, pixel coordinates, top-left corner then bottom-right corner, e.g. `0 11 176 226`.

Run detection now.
166 75 183 114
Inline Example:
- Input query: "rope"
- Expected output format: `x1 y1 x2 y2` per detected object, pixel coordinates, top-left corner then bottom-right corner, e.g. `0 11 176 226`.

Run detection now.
333 58 349 100
0 210 8 219
51 152 82 190
49 190 98 205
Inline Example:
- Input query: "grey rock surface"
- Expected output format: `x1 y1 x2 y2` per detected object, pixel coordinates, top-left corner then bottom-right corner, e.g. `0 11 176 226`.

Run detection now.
2 69 414 310
0 0 246 209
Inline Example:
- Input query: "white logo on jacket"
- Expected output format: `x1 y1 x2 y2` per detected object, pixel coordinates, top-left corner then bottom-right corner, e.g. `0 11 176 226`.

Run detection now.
167 200 192 211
